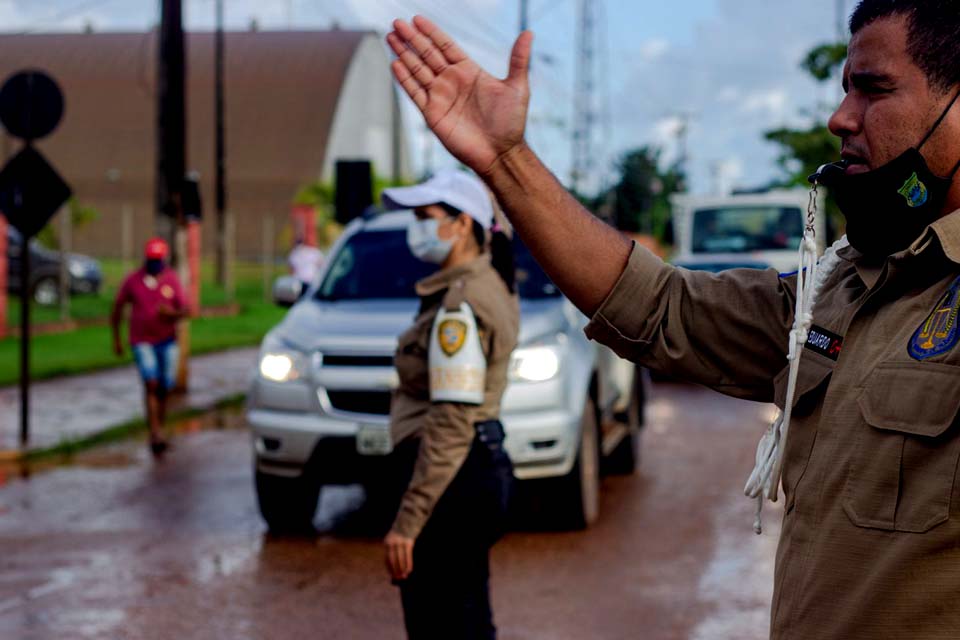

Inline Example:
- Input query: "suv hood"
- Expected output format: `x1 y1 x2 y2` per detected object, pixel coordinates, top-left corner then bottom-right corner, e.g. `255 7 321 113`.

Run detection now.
273 296 574 355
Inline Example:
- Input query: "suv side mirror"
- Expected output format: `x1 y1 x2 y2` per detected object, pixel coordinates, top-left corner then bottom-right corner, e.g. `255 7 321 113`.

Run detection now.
272 276 303 308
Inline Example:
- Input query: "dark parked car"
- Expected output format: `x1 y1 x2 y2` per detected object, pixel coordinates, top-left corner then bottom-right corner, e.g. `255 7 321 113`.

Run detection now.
6 226 102 305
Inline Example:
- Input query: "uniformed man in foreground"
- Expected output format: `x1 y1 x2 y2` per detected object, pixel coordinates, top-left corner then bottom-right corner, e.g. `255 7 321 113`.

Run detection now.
386 1 960 637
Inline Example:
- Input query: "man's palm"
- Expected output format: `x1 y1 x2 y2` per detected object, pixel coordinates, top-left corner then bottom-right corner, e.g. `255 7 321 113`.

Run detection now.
387 17 532 174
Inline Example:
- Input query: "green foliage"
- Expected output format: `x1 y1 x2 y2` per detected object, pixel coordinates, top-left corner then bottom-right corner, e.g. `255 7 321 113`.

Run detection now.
764 41 849 238
594 146 684 242
35 198 101 250
293 172 412 248
801 43 848 82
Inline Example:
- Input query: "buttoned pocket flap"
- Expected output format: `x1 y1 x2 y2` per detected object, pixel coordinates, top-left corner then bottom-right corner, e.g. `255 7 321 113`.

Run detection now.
858 362 960 438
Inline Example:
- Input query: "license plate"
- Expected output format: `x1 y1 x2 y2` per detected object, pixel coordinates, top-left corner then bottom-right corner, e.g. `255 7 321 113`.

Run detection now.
356 423 393 456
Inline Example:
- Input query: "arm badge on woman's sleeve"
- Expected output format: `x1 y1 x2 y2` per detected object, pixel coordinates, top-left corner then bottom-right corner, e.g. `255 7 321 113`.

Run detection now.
429 302 486 404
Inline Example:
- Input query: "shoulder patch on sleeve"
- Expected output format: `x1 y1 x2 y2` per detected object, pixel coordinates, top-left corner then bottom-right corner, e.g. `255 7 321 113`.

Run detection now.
429 302 486 404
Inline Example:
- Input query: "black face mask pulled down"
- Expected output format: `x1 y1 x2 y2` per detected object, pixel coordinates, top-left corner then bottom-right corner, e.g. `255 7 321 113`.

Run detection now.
811 91 960 259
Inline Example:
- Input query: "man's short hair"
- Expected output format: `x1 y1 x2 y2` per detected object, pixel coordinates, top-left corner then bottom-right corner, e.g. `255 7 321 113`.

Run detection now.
850 0 960 93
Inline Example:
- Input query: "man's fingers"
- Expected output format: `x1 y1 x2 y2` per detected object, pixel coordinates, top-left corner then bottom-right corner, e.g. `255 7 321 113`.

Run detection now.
402 542 414 579
507 31 534 88
412 15 468 65
393 19 449 75
391 60 428 110
387 32 436 88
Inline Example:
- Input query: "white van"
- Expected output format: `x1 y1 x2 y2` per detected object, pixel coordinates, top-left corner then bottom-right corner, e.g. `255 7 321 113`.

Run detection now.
670 190 827 274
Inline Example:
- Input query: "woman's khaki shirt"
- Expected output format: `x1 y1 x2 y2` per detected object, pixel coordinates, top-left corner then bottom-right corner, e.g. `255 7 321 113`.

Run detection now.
389 255 519 540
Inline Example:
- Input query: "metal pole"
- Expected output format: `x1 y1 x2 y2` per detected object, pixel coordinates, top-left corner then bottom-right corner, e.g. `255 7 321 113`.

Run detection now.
262 216 274 303
121 203 133 273
19 228 29 448
157 0 186 247
520 0 529 32
58 204 70 322
214 0 228 286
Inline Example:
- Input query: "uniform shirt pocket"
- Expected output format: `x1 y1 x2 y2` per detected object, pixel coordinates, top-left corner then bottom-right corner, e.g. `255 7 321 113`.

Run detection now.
843 361 960 533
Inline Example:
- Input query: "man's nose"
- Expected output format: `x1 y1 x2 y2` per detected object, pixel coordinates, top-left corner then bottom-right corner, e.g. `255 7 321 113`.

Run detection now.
828 93 862 139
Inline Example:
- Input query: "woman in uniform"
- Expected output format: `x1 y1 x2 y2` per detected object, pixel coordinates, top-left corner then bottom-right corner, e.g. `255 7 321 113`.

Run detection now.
381 169 519 640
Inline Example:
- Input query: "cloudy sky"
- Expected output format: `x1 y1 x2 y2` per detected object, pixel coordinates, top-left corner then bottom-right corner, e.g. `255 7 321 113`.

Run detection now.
3 0 852 194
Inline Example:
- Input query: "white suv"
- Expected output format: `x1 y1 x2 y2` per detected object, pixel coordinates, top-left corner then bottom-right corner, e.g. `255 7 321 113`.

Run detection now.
247 211 646 533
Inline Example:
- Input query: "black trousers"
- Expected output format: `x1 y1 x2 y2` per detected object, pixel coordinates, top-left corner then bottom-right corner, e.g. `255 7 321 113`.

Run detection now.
394 420 514 640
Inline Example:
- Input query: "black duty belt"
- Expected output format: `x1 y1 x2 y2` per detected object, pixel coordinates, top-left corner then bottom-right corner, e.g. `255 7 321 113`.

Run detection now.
474 420 505 444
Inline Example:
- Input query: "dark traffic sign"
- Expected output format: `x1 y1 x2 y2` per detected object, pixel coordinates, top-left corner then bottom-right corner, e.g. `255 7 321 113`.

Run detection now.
0 145 71 238
0 71 64 141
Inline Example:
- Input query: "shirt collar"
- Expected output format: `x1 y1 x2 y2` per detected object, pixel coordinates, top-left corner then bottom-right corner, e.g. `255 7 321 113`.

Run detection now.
835 207 960 289
415 254 492 296
926 208 960 265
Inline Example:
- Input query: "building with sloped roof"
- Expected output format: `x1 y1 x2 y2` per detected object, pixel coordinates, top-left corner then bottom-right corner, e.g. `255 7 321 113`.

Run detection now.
0 29 411 258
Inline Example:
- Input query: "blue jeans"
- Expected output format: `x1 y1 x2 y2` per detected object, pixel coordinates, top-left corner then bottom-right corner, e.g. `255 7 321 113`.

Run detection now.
132 338 179 393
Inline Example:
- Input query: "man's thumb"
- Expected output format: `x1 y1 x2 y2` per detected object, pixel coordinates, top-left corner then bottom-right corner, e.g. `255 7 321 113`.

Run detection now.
507 31 533 87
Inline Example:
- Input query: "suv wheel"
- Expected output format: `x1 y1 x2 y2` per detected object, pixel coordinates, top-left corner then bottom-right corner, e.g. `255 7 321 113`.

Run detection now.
255 469 322 535
32 276 59 306
552 396 600 529
605 366 646 475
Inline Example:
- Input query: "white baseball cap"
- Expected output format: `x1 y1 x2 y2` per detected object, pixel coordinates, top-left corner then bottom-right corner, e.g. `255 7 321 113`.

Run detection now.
381 169 495 228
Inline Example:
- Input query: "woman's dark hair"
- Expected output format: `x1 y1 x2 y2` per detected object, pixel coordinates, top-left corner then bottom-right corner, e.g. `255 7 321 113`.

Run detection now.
439 202 515 293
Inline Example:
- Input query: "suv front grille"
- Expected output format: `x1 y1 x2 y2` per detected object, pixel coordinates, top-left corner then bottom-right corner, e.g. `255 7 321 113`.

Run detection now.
326 391 392 416
323 354 395 367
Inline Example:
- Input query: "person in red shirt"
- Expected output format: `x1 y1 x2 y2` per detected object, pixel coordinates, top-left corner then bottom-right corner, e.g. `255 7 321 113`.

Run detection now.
111 238 188 455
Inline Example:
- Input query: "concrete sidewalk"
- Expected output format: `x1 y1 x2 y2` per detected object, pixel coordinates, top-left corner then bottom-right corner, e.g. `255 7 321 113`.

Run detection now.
0 347 258 454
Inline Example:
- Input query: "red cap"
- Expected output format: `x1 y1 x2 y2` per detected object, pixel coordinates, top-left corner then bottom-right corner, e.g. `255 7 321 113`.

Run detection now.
145 237 169 260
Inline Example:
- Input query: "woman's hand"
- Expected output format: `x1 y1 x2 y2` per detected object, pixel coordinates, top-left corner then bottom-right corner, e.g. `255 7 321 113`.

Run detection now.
384 531 415 582
386 16 533 176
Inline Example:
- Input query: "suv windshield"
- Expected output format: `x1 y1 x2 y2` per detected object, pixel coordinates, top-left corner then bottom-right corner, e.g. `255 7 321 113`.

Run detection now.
316 229 435 300
316 228 561 301
692 206 803 254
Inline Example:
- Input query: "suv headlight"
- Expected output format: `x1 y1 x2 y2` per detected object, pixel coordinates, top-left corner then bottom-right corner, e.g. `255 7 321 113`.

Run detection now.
258 334 306 382
510 341 563 382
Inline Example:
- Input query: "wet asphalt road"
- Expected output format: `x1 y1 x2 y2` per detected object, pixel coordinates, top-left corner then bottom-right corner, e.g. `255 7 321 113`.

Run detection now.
0 382 781 640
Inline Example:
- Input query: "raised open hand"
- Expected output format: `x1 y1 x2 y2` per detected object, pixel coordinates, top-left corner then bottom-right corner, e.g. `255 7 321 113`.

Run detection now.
387 16 533 175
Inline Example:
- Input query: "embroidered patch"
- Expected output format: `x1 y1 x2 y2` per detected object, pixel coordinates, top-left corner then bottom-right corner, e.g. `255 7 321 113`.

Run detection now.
804 324 843 361
898 172 929 208
909 276 960 361
437 319 467 357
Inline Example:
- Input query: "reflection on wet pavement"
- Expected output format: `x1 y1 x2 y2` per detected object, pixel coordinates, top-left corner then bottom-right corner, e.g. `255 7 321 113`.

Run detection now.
0 383 778 639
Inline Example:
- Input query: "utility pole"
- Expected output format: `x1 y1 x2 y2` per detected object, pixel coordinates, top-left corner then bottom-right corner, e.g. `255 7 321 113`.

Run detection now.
214 0 228 286
157 0 191 390
157 0 186 243
571 0 597 194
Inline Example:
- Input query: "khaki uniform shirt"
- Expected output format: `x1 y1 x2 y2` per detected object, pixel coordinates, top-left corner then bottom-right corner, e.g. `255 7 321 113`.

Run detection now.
390 255 519 540
585 211 960 639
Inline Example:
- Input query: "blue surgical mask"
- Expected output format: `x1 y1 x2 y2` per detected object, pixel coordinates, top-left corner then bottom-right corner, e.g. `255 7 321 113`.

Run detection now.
407 218 454 264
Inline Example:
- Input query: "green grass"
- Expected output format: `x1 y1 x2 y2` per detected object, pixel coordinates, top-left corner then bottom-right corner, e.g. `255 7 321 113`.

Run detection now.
0 260 287 386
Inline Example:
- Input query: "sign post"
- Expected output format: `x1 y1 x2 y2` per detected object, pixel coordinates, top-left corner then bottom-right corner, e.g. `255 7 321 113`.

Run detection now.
0 70 71 448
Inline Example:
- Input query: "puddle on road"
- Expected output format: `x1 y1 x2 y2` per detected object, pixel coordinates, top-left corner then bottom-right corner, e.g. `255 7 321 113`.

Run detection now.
0 404 248 483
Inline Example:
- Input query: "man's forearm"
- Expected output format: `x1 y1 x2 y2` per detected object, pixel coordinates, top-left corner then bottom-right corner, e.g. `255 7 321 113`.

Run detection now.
482 142 633 316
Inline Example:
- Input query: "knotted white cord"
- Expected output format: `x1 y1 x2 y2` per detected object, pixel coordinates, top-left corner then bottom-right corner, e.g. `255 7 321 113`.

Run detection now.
743 184 849 534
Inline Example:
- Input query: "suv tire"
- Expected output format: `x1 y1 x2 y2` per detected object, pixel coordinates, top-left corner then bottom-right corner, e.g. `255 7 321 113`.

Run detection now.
255 469 321 535
552 396 600 529
32 276 59 306
605 367 646 475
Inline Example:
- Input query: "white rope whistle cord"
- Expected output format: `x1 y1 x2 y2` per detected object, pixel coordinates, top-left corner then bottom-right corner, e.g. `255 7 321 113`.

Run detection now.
743 185 849 535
